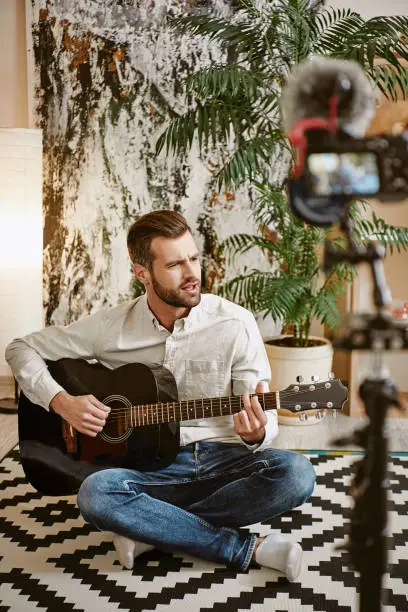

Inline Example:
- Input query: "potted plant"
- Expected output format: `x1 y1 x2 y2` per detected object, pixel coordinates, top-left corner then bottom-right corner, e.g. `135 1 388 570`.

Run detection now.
157 0 408 423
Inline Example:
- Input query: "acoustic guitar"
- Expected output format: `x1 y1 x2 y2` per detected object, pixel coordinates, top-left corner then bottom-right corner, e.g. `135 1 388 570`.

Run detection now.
18 358 348 495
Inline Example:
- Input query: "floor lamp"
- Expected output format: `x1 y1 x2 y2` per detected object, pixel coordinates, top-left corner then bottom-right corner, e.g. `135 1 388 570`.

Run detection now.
0 128 43 410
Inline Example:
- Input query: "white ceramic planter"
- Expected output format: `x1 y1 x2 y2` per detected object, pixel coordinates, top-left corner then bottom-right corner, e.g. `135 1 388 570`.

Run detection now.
264 335 333 426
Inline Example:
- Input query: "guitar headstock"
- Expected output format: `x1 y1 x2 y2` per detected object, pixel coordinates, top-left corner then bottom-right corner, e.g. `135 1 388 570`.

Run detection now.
280 374 348 421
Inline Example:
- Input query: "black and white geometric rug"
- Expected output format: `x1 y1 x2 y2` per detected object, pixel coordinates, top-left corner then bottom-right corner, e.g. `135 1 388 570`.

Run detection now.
1 448 408 612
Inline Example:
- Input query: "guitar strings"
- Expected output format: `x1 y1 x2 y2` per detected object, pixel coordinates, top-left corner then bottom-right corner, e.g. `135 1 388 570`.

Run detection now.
100 388 333 415
99 385 336 416
100 389 334 414
99 387 339 425
102 404 332 425
100 387 337 415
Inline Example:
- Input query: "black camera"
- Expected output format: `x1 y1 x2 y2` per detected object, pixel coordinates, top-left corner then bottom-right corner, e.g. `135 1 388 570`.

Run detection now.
303 130 408 201
288 129 408 226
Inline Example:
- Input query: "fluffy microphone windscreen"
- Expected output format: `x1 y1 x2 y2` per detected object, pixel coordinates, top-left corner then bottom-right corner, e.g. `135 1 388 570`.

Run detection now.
281 56 376 138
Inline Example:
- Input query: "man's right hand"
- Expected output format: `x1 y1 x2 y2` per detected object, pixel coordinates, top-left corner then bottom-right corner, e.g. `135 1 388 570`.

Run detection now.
49 391 111 437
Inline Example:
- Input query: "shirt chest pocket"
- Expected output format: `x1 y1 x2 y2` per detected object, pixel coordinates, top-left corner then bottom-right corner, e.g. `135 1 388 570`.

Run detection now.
185 359 225 400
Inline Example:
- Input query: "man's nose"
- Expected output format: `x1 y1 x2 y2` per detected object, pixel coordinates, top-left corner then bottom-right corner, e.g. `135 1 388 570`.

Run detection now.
184 260 199 276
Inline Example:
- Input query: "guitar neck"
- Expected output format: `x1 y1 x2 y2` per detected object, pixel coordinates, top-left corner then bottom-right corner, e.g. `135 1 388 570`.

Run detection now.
129 392 278 427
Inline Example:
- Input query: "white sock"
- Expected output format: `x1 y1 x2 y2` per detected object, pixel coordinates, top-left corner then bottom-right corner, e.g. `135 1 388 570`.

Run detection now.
112 534 155 569
255 534 303 582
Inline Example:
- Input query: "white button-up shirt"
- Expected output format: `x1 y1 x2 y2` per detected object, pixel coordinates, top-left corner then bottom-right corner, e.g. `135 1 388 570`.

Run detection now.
5 293 278 451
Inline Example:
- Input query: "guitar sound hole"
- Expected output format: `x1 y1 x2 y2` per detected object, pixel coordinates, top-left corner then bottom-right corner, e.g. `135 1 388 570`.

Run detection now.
100 395 132 443
103 412 122 438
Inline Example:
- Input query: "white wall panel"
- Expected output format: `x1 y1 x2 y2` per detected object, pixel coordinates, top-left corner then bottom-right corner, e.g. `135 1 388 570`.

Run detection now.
0 128 43 375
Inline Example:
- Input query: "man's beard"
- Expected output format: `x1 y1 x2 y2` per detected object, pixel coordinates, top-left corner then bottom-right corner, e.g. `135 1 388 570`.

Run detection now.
150 273 201 308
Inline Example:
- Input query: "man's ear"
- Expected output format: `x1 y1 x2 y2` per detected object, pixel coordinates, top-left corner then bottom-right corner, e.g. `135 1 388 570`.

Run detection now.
133 263 150 287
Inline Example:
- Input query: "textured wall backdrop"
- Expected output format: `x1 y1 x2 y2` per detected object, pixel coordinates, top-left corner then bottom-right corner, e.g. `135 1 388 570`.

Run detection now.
27 0 268 326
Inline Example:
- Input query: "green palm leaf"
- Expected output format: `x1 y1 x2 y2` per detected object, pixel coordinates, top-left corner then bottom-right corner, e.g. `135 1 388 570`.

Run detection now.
156 102 240 155
219 271 307 320
312 285 341 330
354 212 408 255
170 15 250 47
312 8 365 55
257 275 309 320
170 13 271 61
369 64 408 101
217 132 287 187
220 232 281 266
185 65 266 99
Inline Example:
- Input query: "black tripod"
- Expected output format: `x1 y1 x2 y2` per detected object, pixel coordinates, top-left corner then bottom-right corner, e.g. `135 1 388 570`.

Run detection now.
325 217 407 611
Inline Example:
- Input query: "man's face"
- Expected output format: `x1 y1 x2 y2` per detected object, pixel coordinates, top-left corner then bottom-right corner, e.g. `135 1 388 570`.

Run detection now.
145 231 202 309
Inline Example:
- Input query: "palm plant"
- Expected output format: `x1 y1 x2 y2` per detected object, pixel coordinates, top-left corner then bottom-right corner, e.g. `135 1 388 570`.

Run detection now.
157 0 408 346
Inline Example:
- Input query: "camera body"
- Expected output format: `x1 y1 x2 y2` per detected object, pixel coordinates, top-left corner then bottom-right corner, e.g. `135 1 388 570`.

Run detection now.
302 129 408 201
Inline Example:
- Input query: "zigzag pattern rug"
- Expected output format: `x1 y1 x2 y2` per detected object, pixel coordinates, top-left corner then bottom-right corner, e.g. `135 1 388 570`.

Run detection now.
1 449 407 612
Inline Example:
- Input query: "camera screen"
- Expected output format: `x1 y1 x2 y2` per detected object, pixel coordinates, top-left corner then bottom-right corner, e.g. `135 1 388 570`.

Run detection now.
307 152 380 197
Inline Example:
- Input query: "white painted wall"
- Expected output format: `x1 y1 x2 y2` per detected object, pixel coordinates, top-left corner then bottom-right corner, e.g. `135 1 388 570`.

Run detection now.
0 1 31 378
330 0 407 17
0 0 28 128
0 129 43 376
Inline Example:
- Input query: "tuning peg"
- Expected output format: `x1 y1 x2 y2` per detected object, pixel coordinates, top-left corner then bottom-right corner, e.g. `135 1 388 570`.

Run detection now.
332 409 337 419
315 410 322 420
311 375 320 382
296 375 304 383
299 413 308 422
328 372 335 380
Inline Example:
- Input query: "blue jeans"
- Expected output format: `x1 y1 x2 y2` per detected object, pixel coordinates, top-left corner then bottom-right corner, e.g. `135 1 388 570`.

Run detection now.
77 442 315 571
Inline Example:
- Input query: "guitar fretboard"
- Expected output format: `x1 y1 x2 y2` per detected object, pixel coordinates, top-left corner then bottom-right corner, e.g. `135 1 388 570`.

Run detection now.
128 392 278 427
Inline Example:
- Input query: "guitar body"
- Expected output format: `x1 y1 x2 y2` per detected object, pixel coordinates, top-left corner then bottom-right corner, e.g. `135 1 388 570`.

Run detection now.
18 359 180 496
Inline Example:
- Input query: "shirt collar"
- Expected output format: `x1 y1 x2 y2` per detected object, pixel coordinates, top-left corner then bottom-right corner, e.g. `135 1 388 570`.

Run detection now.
140 292 202 331
182 300 201 330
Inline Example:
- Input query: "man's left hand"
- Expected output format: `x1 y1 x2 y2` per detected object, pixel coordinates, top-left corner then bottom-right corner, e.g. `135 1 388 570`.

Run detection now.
233 381 269 444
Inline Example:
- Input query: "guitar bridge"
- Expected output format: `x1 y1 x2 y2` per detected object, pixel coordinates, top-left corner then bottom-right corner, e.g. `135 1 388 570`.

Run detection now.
62 421 78 454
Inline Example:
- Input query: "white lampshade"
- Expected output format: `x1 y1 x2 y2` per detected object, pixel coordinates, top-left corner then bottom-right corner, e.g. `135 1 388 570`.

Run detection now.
0 128 43 376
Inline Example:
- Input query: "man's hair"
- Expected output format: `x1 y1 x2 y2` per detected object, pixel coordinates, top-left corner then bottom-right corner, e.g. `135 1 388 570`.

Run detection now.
127 209 192 268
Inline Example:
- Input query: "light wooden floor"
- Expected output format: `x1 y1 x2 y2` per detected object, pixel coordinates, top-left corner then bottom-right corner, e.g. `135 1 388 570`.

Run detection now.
0 413 17 461
0 377 18 461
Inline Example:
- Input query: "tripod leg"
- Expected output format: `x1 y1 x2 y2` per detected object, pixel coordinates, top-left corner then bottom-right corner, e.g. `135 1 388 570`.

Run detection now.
350 377 399 612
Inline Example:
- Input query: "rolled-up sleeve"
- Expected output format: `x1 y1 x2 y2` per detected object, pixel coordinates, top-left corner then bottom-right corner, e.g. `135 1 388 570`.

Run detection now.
5 310 105 410
231 315 278 450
